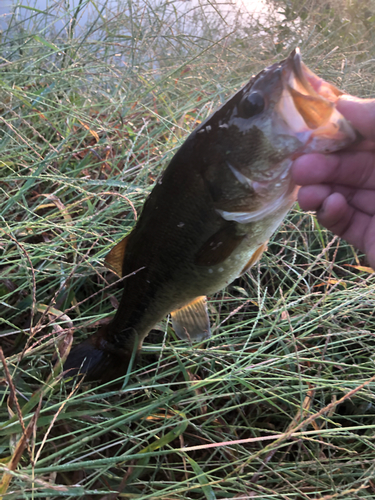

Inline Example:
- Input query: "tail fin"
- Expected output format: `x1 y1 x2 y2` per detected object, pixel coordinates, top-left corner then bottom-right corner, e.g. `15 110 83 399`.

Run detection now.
63 326 132 383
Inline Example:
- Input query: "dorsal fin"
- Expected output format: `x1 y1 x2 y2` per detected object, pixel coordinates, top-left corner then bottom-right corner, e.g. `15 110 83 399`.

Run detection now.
240 241 268 275
104 235 129 277
171 296 211 342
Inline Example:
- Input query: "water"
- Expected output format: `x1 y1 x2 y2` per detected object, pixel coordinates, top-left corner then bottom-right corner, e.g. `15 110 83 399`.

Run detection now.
0 0 118 35
0 0 281 78
0 0 272 35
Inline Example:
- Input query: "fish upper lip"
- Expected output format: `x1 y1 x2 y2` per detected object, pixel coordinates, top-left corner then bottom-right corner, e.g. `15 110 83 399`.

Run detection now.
285 47 318 98
291 48 307 90
286 48 343 102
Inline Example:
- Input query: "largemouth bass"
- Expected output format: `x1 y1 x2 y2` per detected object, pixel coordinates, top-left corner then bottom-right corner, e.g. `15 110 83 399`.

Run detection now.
64 48 356 382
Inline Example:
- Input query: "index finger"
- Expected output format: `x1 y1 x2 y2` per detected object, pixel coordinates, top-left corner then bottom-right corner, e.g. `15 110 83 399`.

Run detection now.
292 151 375 189
337 96 375 142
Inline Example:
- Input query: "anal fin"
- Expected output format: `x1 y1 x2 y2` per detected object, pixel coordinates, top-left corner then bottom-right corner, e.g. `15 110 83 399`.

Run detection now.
105 235 129 277
171 296 211 342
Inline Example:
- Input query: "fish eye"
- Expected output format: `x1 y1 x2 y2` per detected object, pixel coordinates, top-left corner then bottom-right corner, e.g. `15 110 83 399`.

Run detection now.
239 92 265 118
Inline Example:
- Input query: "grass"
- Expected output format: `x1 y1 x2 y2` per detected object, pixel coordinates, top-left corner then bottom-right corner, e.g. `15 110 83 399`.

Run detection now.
1 0 375 498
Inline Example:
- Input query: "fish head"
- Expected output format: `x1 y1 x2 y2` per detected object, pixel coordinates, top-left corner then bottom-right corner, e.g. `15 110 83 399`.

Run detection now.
197 48 357 220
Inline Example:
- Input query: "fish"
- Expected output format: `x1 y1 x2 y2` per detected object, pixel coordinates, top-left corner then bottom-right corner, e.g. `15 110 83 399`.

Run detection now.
64 48 357 383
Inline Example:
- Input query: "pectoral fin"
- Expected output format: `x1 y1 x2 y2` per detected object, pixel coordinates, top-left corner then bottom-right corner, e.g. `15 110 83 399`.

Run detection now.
240 242 268 275
195 223 245 266
104 235 129 277
171 296 211 342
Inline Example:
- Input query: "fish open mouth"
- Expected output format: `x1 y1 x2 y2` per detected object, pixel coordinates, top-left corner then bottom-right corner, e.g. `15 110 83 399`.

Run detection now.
292 49 343 101
278 48 356 148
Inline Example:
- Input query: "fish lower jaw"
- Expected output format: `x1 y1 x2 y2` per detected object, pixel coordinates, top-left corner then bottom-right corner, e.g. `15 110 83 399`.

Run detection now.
294 121 356 155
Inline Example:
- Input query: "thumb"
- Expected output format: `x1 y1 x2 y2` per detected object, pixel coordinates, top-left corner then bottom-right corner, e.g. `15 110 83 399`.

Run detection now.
337 95 375 142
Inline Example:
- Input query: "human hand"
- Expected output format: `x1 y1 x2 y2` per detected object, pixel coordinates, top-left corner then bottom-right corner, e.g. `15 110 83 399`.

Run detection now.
292 95 375 270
